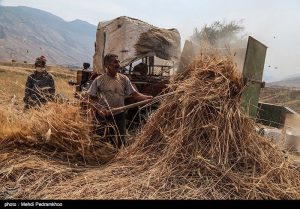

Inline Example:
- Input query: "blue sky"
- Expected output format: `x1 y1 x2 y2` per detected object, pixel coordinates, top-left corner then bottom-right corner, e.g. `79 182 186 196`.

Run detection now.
1 0 300 80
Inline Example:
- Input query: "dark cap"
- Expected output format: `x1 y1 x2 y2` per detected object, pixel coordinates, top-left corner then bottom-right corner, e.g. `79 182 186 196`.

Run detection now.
35 56 47 67
83 62 90 69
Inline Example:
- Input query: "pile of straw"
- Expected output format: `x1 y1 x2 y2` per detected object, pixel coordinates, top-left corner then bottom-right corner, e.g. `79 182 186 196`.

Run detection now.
31 55 300 199
0 103 116 198
0 103 116 165
0 151 79 199
1 55 300 199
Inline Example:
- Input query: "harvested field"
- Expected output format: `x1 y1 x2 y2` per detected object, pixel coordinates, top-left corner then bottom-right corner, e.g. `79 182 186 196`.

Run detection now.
0 64 76 109
260 87 300 113
0 103 116 198
1 56 300 199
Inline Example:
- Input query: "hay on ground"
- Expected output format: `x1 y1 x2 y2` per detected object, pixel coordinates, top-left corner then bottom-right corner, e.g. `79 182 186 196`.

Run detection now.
1 55 300 199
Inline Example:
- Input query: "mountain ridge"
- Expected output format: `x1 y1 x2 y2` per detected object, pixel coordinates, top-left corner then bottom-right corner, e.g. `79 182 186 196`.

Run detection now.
268 75 300 88
0 6 97 66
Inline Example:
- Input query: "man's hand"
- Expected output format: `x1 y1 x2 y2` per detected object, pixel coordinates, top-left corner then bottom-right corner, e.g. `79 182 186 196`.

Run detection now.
143 95 153 100
131 92 153 102
98 108 110 117
86 95 110 117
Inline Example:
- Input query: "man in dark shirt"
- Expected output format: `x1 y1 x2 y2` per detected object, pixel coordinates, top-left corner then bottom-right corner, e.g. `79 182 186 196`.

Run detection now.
23 56 55 110
79 62 92 91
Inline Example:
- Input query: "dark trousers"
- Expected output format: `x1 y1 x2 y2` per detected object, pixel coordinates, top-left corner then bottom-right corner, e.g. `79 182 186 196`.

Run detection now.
95 112 126 148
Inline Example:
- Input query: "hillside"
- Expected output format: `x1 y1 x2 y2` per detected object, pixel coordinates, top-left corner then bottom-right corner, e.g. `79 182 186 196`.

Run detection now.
268 76 300 89
0 6 96 66
260 87 300 113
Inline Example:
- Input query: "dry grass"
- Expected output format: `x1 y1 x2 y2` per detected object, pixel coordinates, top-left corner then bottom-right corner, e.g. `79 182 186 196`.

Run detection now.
0 103 117 199
0 103 116 163
1 56 300 199
260 87 300 113
0 64 116 198
0 65 76 109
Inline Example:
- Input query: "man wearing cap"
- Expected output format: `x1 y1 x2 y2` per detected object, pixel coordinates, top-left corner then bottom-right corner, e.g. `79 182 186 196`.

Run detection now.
79 62 92 91
23 56 56 110
87 53 153 148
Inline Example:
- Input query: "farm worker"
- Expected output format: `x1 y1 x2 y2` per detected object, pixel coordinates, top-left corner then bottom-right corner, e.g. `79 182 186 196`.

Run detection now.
23 56 56 110
87 53 153 148
79 62 92 91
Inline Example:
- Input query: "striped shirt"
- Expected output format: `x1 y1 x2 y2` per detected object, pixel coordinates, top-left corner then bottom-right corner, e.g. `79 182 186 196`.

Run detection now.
87 73 136 108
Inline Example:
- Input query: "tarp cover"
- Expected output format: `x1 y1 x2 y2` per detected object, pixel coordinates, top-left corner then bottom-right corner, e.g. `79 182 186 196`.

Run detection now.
93 16 181 73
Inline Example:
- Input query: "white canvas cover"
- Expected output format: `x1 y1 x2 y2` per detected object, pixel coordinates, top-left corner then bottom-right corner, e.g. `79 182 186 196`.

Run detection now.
93 16 181 73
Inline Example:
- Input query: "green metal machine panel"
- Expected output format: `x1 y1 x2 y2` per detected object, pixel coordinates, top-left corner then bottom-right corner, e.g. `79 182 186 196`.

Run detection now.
257 102 299 128
241 36 267 118
257 102 286 128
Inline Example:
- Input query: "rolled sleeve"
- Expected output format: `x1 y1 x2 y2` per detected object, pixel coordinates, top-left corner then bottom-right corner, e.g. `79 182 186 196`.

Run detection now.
87 79 98 97
125 77 137 96
24 75 33 103
49 75 55 95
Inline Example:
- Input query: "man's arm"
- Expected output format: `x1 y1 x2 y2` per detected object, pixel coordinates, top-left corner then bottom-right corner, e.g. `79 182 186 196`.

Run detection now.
130 91 153 102
124 76 153 101
86 78 110 117
87 94 110 117
23 75 34 104
48 75 55 95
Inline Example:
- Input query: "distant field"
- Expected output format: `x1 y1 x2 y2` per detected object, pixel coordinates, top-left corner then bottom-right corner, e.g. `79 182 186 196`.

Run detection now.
260 87 300 113
1 63 300 114
0 63 76 109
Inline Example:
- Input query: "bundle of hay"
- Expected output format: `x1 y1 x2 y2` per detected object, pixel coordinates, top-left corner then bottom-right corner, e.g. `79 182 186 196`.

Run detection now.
0 103 116 165
0 102 116 198
135 28 181 60
32 55 300 199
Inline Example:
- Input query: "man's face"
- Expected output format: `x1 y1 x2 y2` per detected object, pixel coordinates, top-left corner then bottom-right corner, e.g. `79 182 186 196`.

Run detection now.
108 57 120 72
35 66 46 73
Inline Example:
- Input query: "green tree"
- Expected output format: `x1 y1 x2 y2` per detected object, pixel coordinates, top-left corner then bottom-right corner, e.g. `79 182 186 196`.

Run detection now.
191 20 246 46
